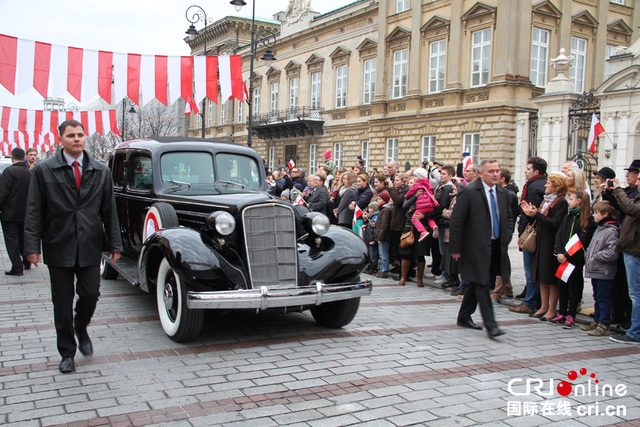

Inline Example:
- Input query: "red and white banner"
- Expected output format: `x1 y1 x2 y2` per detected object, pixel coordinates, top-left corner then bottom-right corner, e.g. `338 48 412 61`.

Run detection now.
0 34 244 107
555 261 576 282
587 113 604 155
288 159 295 169
565 234 583 256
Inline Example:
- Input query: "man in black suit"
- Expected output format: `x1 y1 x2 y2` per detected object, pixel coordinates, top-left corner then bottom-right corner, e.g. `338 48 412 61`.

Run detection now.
450 159 516 338
0 148 32 276
306 173 329 213
24 120 122 374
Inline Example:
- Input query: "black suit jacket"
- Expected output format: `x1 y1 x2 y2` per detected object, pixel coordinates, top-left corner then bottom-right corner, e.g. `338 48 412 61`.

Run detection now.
0 161 31 222
449 179 516 285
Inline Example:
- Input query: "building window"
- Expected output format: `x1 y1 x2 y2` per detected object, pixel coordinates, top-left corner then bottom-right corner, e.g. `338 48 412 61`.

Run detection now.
396 0 409 13
471 29 491 87
393 49 408 99
463 133 480 165
530 28 549 88
386 138 399 163
208 99 214 125
309 144 318 174
334 142 343 169
269 146 275 172
335 65 347 108
611 0 624 4
361 141 369 170
270 82 279 118
363 58 376 104
253 87 261 117
220 101 226 124
289 77 299 112
570 37 587 93
237 100 244 123
311 72 322 110
429 39 446 94
422 136 436 162
605 45 616 80
196 110 202 128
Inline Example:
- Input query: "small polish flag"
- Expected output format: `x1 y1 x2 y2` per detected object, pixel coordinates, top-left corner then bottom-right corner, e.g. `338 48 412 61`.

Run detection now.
462 153 472 172
565 234 583 256
588 113 604 155
288 159 295 169
555 261 576 282
294 195 305 205
352 204 364 238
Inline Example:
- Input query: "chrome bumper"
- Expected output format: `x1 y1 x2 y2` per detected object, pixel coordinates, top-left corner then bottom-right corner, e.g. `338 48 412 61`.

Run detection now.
186 280 372 310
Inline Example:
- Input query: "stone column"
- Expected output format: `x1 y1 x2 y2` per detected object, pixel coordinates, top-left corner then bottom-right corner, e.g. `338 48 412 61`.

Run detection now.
407 0 421 95
514 112 530 181
374 0 388 101
616 110 631 178
446 0 462 89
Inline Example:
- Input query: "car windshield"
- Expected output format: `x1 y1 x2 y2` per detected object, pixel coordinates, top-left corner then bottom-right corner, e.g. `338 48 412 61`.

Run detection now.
160 151 261 189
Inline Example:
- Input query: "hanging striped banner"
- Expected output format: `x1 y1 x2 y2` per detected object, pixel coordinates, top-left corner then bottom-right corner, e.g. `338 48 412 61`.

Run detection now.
0 34 244 109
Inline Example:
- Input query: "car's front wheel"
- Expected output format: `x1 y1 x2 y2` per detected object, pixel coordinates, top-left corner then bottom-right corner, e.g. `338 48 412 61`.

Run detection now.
156 258 203 342
311 297 361 328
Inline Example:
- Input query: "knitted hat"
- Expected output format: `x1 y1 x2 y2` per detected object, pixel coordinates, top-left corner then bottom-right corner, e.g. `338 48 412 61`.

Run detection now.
323 150 332 160
413 167 429 180
368 202 379 211
377 191 391 203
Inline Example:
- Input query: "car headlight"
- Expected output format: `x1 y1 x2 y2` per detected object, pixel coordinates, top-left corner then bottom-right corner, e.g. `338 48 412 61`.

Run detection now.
309 212 330 235
207 211 236 235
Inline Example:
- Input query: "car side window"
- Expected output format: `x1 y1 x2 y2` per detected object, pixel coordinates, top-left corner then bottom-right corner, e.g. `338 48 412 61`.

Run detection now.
111 152 126 188
129 154 153 190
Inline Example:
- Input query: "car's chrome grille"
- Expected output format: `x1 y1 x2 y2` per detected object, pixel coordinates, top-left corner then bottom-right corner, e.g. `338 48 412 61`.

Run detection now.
243 204 298 289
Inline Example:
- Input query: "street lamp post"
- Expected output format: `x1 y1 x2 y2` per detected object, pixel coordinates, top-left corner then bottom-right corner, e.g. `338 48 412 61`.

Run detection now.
121 98 136 141
185 5 211 139
229 0 277 148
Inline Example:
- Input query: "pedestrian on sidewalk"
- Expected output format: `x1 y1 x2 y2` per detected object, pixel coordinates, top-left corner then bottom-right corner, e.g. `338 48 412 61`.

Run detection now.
0 148 32 276
450 159 516 339
24 120 122 374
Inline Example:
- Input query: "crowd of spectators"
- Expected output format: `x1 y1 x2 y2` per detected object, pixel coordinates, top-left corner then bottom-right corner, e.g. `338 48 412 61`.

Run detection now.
267 152 640 345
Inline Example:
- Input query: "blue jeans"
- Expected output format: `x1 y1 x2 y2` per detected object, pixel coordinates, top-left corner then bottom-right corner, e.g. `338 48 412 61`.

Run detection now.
624 253 640 341
592 279 612 326
369 243 379 270
522 250 540 309
438 233 450 279
378 241 390 273
459 280 469 293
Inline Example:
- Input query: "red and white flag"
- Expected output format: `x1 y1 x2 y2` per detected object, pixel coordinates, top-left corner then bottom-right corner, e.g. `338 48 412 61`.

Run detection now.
352 204 364 238
462 154 472 172
294 195 305 205
565 234 583 256
288 159 295 169
555 261 576 282
588 113 604 155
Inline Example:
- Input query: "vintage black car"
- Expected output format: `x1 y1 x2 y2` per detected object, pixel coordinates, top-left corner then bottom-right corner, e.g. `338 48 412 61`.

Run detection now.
102 138 372 341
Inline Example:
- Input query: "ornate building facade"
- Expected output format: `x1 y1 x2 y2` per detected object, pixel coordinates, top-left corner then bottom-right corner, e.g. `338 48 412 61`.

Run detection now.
186 0 637 179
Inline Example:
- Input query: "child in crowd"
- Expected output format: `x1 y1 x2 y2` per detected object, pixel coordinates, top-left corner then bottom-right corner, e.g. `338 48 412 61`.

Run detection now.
405 168 439 242
551 190 596 329
582 201 619 336
373 192 393 278
363 201 379 275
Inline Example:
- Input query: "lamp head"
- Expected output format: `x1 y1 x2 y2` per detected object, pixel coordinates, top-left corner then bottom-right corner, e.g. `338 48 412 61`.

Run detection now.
261 49 276 66
186 24 198 40
230 0 246 12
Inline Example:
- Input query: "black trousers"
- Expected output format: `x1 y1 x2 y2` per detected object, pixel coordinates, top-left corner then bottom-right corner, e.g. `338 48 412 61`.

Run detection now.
458 239 501 330
48 265 100 358
558 267 584 318
611 257 632 325
1 220 26 273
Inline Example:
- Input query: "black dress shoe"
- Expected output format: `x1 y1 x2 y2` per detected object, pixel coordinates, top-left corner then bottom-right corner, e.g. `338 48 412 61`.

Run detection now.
5 270 23 276
457 319 483 330
76 331 93 357
23 263 31 271
59 357 75 373
488 328 506 338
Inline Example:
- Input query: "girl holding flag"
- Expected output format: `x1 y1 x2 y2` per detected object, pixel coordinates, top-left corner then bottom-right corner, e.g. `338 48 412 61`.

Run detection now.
551 190 596 328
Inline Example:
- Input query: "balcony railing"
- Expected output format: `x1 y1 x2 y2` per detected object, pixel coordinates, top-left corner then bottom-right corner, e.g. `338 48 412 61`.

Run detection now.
248 107 325 140
248 107 325 126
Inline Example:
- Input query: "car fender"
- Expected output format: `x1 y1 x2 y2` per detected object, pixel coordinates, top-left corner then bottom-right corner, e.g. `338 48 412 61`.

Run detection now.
138 227 249 293
298 226 369 285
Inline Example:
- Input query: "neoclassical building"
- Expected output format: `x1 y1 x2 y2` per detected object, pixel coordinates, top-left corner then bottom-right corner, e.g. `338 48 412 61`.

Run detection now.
186 0 637 180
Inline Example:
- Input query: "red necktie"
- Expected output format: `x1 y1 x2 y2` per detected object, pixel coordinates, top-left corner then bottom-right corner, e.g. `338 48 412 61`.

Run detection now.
72 161 81 192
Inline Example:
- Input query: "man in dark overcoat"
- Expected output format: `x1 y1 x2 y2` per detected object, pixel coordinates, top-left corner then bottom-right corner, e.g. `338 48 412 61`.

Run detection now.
24 120 122 373
0 148 32 275
450 159 516 338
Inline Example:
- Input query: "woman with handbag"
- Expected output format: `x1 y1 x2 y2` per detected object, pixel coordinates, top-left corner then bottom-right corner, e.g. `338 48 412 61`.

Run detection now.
521 174 569 321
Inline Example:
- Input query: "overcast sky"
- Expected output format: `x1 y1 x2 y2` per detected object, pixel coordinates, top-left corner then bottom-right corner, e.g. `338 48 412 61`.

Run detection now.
0 0 348 109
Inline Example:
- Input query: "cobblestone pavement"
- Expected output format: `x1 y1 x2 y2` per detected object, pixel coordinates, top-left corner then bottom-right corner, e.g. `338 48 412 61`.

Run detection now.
0 237 638 426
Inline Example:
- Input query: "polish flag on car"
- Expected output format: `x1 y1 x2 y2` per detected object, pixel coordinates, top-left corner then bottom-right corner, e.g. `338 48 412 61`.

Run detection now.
564 234 583 256
555 261 575 282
